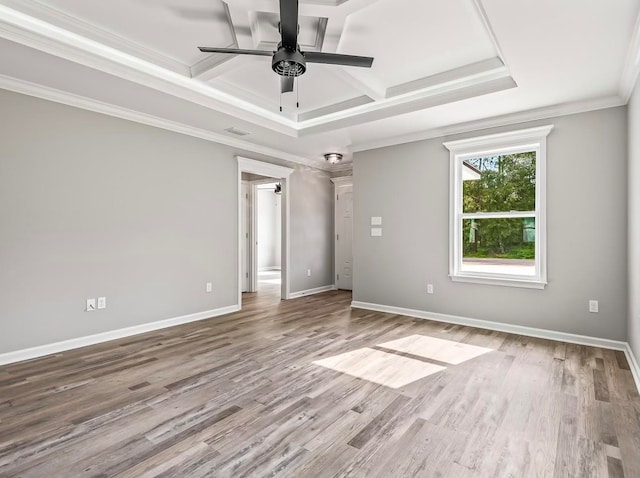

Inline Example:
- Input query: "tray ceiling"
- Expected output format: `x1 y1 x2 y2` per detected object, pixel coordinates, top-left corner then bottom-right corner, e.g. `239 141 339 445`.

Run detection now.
0 0 638 169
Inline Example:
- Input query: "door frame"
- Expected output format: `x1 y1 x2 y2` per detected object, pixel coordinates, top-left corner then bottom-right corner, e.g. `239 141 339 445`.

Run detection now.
237 156 294 304
331 176 353 290
241 180 250 293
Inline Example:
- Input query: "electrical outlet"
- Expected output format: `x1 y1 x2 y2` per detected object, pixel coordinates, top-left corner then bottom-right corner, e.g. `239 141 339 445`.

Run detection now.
589 300 599 313
86 298 96 312
427 284 434 294
307 269 311 277
206 282 213 293
97 297 106 309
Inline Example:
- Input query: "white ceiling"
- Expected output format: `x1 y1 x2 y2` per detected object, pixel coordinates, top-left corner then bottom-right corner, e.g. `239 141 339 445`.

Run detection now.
0 0 638 170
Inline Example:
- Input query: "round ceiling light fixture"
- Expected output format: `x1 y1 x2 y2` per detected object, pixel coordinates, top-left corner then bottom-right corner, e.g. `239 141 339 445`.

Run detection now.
324 153 343 164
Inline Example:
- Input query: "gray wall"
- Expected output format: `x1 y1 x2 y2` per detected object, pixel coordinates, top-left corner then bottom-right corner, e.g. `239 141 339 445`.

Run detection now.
0 89 334 354
289 164 334 290
353 107 628 341
629 78 640 356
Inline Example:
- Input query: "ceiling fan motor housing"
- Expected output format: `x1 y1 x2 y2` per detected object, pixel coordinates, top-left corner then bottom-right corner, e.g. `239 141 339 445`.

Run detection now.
272 46 306 77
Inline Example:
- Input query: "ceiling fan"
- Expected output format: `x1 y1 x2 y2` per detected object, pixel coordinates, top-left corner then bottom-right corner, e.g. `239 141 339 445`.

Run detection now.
198 0 374 98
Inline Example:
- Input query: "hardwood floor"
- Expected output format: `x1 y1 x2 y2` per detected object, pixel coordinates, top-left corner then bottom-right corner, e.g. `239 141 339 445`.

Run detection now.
1 287 639 477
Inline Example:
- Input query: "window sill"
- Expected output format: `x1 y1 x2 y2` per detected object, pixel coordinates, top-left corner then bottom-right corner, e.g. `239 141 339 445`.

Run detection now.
450 274 547 289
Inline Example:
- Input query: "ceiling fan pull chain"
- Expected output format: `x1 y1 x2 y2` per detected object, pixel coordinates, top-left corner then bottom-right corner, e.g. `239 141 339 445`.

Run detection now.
296 78 299 109
280 91 283 112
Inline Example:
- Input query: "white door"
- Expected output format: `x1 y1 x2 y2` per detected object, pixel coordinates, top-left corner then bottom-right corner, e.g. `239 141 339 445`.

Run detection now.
335 182 353 290
241 181 250 292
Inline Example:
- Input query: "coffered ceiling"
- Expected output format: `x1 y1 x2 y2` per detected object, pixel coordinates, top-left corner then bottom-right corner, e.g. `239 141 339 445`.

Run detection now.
0 0 639 170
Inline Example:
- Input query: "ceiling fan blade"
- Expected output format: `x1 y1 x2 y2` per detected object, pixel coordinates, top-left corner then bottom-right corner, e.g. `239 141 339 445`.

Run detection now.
281 76 294 93
279 0 299 50
303 51 374 68
198 47 273 56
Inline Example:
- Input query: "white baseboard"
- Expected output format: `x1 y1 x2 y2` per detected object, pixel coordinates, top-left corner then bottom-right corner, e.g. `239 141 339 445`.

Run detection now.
0 304 240 366
352 300 640 394
351 301 628 351
289 284 337 299
624 343 640 396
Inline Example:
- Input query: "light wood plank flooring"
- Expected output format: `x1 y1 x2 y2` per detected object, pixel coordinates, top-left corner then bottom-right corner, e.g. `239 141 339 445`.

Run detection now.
1 288 639 477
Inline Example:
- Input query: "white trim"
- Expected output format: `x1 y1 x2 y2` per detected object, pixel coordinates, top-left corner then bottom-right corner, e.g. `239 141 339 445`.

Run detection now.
0 2 633 153
330 176 355 186
450 274 547 289
352 300 640 394
624 343 640 396
237 157 294 304
237 157 294 178
0 3 513 136
0 4 298 134
350 301 627 351
350 95 623 153
445 126 552 289
289 285 337 299
0 304 240 366
0 0 188 75
0 74 332 171
297 76 517 136
442 125 554 152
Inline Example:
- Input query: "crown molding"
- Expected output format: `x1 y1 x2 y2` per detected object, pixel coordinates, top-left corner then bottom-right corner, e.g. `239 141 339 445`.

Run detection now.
0 0 189 75
350 94 625 153
0 4 299 137
0 2 515 137
443 124 553 152
213 77 298 122
297 95 373 122
620 9 640 102
299 75 517 136
0 74 332 171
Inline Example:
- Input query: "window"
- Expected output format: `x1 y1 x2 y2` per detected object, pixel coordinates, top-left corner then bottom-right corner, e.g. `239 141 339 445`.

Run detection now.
443 125 553 289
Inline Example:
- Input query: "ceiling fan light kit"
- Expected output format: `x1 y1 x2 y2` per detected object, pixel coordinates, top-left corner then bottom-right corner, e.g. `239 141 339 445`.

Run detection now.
198 0 374 103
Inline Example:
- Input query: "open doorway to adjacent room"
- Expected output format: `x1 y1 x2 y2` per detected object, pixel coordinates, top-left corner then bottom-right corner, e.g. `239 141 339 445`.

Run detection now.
255 181 282 292
237 157 293 306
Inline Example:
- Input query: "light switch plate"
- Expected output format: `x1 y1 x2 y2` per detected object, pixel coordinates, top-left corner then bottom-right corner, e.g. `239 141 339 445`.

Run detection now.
371 216 382 226
206 282 213 293
97 297 106 309
371 228 382 237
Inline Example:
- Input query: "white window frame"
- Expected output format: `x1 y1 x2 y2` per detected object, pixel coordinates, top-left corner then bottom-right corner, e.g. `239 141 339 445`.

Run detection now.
443 125 553 289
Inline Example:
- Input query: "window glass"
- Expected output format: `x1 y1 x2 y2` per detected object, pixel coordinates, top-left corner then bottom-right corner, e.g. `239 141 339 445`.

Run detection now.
461 218 536 276
462 152 536 213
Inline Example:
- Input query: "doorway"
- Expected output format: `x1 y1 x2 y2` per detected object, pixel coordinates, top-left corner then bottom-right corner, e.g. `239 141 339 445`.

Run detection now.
255 181 282 292
237 157 293 305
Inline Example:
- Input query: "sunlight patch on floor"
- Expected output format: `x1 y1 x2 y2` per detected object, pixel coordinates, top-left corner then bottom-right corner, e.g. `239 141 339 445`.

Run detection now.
313 348 445 389
377 334 493 365
313 334 494 388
